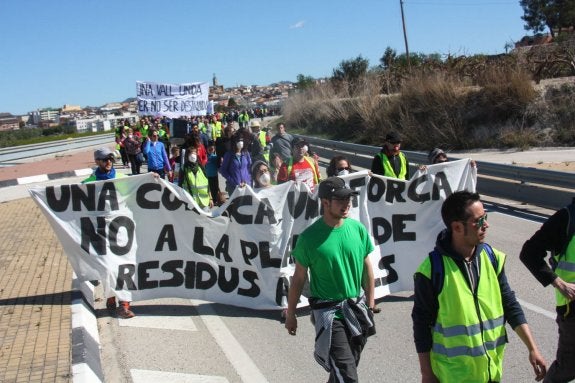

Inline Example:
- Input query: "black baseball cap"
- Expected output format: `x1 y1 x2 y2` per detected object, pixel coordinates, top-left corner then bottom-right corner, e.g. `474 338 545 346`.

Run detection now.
385 131 402 143
318 177 359 199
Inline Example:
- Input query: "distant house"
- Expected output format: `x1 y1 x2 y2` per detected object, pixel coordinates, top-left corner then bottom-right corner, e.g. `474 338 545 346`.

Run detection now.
0 113 19 131
515 34 553 49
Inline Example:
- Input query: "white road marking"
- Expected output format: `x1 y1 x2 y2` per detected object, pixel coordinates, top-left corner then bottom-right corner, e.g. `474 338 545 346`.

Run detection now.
191 299 269 383
131 369 229 383
118 315 198 331
517 298 556 320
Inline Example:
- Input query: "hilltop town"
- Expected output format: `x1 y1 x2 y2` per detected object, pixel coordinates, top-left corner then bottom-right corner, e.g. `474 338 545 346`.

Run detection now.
0 76 295 133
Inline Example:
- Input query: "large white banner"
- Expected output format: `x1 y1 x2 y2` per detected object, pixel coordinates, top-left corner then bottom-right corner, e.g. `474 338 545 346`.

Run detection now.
29 160 476 310
136 81 210 118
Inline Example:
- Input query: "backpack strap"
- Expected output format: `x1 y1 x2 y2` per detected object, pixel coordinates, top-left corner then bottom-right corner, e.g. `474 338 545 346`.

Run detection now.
479 243 499 274
429 250 444 296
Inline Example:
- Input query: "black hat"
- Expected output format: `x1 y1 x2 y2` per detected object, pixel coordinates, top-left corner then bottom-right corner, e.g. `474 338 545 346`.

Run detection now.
385 131 402 143
291 137 309 149
318 177 359 199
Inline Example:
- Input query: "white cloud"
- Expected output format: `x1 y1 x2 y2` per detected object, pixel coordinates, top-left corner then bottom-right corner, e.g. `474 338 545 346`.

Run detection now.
289 20 305 29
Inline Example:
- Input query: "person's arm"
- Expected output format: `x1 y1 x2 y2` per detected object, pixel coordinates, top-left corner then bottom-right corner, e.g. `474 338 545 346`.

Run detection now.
285 262 307 336
142 138 150 155
412 272 439 382
276 163 288 184
513 323 547 381
519 208 568 287
219 152 231 181
417 353 439 383
370 153 384 175
162 145 172 172
362 256 375 310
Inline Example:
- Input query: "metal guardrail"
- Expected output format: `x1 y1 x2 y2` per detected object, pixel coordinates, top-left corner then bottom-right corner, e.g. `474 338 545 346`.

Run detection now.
298 135 575 210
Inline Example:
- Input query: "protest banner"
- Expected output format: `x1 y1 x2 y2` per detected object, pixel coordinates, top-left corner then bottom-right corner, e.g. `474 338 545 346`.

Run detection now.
29 159 476 310
136 81 210 118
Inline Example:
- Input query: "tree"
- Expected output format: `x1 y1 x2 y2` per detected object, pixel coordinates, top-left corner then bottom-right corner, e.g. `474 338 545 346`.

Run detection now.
380 47 397 70
520 0 575 38
296 74 315 90
331 55 369 83
227 97 238 108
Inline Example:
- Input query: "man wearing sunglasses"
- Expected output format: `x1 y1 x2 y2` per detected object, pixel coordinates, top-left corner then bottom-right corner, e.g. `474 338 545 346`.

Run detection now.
370 131 410 180
82 148 135 319
412 190 546 382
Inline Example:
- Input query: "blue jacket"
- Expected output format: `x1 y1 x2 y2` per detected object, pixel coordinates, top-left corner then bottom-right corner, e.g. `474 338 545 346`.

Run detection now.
219 150 252 187
143 140 171 171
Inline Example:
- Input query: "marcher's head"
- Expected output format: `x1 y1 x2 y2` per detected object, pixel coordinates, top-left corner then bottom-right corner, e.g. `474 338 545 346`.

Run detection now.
192 124 200 134
384 131 402 155
93 147 115 172
318 177 358 220
442 191 488 243
252 160 271 188
149 128 159 141
276 123 286 135
171 146 180 157
207 143 215 154
251 120 261 133
291 137 309 160
186 147 198 163
327 156 353 177
429 148 447 164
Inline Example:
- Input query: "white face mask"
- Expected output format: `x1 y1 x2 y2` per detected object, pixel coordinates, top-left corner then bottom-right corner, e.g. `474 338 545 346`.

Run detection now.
302 145 308 154
236 141 244 150
337 169 349 176
188 154 197 163
258 172 271 186
128 134 133 139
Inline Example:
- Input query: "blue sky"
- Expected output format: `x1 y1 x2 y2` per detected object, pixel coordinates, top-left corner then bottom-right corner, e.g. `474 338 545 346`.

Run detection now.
0 0 528 115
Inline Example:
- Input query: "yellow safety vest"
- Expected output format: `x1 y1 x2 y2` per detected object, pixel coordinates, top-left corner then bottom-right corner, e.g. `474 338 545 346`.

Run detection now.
417 248 507 382
553 235 575 307
182 167 210 208
380 152 407 180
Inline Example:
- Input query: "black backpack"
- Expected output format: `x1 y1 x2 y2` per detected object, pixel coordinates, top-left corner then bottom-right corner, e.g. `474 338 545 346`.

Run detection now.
429 243 498 296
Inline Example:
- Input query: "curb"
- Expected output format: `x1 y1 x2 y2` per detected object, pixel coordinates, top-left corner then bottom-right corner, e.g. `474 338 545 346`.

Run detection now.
71 276 104 383
0 168 93 188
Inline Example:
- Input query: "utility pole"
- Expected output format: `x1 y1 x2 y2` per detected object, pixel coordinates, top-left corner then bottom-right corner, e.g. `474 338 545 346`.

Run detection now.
400 0 411 69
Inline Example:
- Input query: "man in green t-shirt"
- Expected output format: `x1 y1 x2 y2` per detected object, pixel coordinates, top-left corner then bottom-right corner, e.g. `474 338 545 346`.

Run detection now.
285 177 376 383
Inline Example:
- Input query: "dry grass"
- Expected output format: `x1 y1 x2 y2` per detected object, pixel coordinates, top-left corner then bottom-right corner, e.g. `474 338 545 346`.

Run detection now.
282 65 574 150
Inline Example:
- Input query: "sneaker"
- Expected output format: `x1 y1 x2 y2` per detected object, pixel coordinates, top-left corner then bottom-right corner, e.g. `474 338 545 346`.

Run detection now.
106 297 116 311
117 302 135 319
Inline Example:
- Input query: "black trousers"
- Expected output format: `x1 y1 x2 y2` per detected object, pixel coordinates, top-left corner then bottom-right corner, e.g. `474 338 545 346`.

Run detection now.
544 313 575 383
327 319 363 383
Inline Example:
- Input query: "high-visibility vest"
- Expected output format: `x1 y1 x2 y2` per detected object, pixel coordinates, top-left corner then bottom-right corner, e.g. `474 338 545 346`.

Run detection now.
182 166 210 208
379 152 407 180
553 229 575 307
257 130 267 147
211 121 223 141
417 248 507 382
287 156 319 185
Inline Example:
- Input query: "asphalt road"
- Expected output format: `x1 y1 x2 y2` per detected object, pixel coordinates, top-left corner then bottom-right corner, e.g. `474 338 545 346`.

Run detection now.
2 138 569 383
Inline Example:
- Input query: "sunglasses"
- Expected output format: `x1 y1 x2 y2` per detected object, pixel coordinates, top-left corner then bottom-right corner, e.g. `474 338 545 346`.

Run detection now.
389 141 401 145
99 158 113 163
465 213 488 228
337 167 350 172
